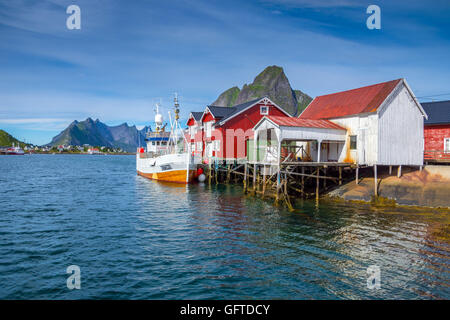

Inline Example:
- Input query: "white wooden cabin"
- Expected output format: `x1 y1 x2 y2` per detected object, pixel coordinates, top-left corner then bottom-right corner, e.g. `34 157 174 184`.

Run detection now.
252 78 428 167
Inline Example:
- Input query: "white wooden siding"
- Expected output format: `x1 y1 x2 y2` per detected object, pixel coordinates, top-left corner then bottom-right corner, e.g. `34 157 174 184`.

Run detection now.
377 84 424 165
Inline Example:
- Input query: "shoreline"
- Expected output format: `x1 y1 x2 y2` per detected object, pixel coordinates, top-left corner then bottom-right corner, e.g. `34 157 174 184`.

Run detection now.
326 165 450 209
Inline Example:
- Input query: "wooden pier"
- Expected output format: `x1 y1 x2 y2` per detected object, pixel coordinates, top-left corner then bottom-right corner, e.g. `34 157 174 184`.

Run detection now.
201 160 358 211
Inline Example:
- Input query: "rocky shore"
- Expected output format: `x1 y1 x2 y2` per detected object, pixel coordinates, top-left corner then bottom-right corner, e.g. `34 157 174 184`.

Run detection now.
327 165 450 208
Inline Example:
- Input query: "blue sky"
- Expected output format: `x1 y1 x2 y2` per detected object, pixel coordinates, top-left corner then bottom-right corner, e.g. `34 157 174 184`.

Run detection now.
1 0 449 145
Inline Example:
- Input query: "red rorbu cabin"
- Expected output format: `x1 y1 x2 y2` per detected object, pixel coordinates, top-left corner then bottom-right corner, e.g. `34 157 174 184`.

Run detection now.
421 100 450 163
186 97 291 163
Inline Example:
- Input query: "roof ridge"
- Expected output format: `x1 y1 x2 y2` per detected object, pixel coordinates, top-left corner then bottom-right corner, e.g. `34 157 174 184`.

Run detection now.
314 79 402 99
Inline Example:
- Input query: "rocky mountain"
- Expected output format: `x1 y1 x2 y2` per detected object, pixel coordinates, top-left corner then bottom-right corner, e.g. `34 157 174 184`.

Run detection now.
0 129 29 148
48 118 150 152
212 66 312 116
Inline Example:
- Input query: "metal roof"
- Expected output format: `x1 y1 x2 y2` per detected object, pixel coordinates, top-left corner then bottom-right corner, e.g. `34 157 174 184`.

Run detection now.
421 100 450 125
191 112 203 121
265 116 346 130
205 98 263 124
299 79 402 120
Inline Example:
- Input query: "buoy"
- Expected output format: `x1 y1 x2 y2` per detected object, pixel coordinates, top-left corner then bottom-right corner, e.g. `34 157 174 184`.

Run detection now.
198 173 206 182
197 168 204 175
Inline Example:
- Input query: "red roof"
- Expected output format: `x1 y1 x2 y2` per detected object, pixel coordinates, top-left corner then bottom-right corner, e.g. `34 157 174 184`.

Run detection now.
265 116 346 130
299 79 402 120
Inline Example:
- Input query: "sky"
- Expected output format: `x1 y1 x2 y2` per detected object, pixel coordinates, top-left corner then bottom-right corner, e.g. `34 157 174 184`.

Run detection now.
0 0 449 145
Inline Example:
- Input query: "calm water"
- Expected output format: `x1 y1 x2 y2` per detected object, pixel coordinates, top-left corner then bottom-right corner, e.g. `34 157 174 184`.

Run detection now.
0 155 449 299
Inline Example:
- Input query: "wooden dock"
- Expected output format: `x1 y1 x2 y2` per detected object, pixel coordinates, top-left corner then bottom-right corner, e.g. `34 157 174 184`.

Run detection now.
201 160 359 211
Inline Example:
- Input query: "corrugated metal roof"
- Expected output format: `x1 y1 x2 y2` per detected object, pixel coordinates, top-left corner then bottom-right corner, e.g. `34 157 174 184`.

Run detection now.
206 106 236 119
299 79 402 120
266 116 346 130
207 98 263 124
421 100 450 125
191 112 203 121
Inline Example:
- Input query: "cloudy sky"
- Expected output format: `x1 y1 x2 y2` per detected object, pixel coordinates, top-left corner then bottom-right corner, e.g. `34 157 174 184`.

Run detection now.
1 0 449 145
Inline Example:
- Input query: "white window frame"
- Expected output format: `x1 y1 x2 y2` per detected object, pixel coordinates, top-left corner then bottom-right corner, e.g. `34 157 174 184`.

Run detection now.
190 142 195 152
206 122 212 138
213 140 220 151
445 138 450 153
190 124 196 137
260 106 269 115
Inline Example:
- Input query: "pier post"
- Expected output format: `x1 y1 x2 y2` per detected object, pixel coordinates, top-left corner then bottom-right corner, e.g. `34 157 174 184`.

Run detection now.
323 167 327 190
244 163 248 192
374 165 378 197
253 164 257 192
208 163 212 185
397 165 402 178
389 165 392 175
301 166 305 197
356 166 359 185
315 168 320 201
262 165 266 198
339 167 342 185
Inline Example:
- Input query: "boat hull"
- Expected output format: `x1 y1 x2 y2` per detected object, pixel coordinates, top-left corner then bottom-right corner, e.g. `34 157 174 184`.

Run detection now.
137 169 197 184
136 152 198 184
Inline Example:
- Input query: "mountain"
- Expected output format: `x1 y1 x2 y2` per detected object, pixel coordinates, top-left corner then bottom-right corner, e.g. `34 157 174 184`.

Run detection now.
212 66 312 116
48 118 150 152
0 129 29 148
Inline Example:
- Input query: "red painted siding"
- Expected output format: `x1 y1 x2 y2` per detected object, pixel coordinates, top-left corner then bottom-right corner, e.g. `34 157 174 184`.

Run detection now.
187 100 290 161
219 102 288 159
424 124 450 162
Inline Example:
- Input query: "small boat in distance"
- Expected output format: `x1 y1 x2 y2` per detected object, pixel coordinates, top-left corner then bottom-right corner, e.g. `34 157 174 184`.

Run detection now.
136 95 198 183
1 143 25 155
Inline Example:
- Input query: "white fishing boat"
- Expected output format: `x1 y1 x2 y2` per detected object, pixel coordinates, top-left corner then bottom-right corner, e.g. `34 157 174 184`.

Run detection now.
136 95 198 183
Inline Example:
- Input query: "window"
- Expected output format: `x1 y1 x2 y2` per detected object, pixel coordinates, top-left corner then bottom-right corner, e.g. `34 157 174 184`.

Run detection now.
190 125 196 137
445 138 450 153
260 106 269 115
196 142 203 151
213 140 220 151
190 143 195 151
206 122 212 138
349 135 357 150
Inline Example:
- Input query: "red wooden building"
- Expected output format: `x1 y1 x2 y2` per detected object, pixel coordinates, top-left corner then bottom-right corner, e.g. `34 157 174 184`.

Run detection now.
186 97 291 162
421 100 450 163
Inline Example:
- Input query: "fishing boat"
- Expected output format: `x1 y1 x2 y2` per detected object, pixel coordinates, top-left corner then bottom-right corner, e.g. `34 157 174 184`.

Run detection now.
2 143 25 155
136 95 198 183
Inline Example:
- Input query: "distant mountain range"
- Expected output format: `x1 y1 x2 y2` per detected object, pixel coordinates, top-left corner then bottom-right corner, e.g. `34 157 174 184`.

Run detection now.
212 65 312 116
48 118 150 152
45 66 311 151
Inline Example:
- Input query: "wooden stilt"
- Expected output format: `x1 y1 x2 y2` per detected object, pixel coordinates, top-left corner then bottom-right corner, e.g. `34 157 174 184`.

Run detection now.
374 164 378 197
253 164 257 191
243 163 248 192
356 166 359 185
419 165 423 172
339 166 342 185
262 165 266 198
301 166 305 197
389 165 392 175
315 168 320 201
397 165 402 178
324 167 327 190
208 163 212 185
